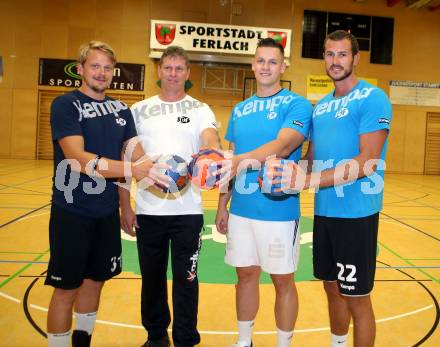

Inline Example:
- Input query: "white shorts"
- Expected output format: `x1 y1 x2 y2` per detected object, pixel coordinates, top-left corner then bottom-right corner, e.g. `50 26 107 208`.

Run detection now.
225 214 300 274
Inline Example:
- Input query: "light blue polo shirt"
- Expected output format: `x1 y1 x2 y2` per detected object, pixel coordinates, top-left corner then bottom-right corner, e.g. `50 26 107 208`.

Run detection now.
226 88 313 221
311 80 392 218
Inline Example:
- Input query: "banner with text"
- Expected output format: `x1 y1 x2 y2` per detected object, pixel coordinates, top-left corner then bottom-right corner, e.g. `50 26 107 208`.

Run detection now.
307 75 378 101
150 19 291 57
390 80 440 106
39 59 145 91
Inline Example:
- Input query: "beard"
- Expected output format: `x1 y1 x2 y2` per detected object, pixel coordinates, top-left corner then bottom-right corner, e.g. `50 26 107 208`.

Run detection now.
90 84 107 93
83 76 110 93
327 64 354 82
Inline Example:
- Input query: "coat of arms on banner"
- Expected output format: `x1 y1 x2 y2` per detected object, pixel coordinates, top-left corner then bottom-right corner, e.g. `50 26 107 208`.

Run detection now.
267 31 287 48
155 23 176 45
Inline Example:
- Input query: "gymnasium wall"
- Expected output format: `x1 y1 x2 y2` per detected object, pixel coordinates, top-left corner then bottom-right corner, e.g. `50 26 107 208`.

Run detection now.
0 0 439 173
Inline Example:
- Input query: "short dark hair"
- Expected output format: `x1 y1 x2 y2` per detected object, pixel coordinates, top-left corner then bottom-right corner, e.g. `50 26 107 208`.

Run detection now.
324 30 359 56
159 46 189 67
256 37 284 56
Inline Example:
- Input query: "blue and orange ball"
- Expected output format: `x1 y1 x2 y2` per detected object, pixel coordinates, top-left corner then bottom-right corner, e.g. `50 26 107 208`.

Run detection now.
188 149 224 190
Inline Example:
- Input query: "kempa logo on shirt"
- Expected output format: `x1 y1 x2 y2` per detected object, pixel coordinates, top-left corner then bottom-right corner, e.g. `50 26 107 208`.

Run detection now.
234 94 295 118
73 99 128 122
177 116 190 123
50 275 62 281
293 120 304 127
335 107 349 119
132 99 205 123
267 111 277 120
313 87 375 118
114 118 126 126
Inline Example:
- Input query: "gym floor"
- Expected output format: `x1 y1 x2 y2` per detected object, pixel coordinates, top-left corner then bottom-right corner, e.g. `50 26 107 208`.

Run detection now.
0 159 439 346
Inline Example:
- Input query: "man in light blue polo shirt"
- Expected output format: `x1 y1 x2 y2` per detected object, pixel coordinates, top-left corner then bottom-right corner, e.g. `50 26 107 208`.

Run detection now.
216 38 312 347
277 30 392 347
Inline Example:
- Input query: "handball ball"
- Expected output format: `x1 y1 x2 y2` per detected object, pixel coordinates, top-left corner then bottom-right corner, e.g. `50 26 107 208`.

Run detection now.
154 154 188 193
258 160 287 197
188 149 224 190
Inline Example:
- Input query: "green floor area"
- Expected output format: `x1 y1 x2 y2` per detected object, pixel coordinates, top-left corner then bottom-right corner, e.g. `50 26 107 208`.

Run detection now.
122 210 315 284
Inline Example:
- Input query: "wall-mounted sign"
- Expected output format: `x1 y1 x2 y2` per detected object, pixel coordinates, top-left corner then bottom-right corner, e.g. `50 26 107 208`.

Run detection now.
307 75 378 101
390 80 440 107
38 59 145 91
150 19 292 58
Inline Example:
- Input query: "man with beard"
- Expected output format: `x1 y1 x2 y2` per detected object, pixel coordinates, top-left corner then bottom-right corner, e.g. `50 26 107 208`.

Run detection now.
45 41 167 347
274 30 392 347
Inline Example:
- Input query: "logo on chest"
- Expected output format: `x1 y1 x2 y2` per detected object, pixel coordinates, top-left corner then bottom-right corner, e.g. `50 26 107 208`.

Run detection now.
335 107 349 119
177 116 190 124
267 111 278 120
115 117 126 126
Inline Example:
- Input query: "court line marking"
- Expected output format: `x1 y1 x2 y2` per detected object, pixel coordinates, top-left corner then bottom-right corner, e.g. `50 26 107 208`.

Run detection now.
0 165 47 178
0 187 50 195
0 291 21 303
0 174 51 187
380 218 440 283
0 205 50 210
0 275 432 282
377 266 440 269
1 187 437 334
0 204 50 229
17 211 50 222
0 291 433 334
381 217 440 221
0 260 48 264
8 262 438 268
384 187 440 213
381 212 440 242
0 192 49 196
379 241 439 285
386 176 440 195
0 252 44 255
385 197 430 205
27 300 435 334
0 250 49 289
0 184 51 195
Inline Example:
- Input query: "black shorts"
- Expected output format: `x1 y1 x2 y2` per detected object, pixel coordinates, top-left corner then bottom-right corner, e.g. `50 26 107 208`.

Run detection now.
45 204 122 289
313 213 379 296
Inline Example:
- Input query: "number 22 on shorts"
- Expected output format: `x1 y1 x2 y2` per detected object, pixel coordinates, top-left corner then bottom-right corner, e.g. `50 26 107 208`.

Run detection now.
336 262 357 282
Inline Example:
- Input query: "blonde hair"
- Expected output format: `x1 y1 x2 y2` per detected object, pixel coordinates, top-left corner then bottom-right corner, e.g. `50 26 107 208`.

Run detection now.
78 41 117 65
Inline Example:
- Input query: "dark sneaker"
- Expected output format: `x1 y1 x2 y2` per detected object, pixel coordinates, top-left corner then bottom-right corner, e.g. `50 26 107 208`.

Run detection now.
141 334 171 347
72 330 91 347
